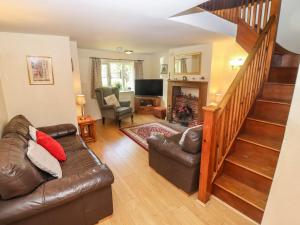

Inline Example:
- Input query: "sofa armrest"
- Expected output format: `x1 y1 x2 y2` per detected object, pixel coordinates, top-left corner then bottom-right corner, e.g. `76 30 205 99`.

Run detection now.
120 101 130 107
38 124 77 139
147 135 200 168
0 164 114 225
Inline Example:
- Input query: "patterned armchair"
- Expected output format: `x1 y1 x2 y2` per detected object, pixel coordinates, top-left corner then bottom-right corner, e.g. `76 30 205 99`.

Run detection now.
95 87 133 127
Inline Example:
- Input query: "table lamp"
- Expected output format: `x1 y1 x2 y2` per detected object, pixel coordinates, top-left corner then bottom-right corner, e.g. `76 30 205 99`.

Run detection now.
76 94 86 120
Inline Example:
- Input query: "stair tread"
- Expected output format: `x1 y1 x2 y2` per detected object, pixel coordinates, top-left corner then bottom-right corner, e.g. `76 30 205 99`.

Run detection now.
238 133 282 151
259 98 291 104
265 82 295 86
227 145 278 179
247 116 286 126
214 175 268 211
271 66 299 69
257 98 291 105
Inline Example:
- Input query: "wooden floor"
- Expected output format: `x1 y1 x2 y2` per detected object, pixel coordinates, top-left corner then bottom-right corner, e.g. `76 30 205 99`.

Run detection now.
88 114 256 225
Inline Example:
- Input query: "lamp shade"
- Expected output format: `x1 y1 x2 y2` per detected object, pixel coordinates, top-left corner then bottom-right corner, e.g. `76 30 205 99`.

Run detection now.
76 94 86 105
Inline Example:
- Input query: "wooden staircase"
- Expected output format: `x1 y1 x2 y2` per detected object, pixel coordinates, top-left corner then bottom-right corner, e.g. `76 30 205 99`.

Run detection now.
196 0 300 223
213 49 299 223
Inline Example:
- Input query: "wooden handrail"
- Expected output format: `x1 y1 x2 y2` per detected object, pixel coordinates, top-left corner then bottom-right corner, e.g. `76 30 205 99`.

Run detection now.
198 0 281 201
198 0 274 34
218 16 275 115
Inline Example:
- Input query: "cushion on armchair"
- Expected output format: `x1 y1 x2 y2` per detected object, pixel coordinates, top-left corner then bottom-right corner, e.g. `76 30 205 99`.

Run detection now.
104 94 120 107
179 125 203 154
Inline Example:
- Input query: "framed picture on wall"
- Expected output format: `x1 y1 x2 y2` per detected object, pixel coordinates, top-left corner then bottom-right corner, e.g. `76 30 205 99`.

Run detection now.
27 56 54 85
160 64 168 74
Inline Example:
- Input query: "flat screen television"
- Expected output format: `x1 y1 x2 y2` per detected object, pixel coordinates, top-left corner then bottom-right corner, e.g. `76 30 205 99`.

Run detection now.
135 79 163 96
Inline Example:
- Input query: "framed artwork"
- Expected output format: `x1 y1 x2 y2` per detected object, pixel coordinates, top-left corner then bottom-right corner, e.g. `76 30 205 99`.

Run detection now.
27 56 54 85
160 64 168 74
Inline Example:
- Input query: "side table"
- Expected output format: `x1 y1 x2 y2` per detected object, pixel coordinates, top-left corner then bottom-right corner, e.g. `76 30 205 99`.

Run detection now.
77 116 96 143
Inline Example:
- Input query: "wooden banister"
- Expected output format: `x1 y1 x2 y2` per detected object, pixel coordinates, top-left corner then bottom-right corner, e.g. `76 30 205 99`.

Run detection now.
198 7 280 202
198 0 278 35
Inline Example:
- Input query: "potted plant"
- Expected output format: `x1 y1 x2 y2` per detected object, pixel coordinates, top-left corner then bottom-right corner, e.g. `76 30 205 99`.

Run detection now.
114 82 122 91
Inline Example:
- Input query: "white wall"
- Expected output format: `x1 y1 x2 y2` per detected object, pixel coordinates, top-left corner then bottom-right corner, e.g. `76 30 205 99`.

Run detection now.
0 32 77 127
262 66 300 225
70 41 83 116
277 0 300 54
151 52 169 77
159 41 247 107
158 44 213 106
0 78 8 136
209 38 248 103
78 48 157 119
169 44 213 81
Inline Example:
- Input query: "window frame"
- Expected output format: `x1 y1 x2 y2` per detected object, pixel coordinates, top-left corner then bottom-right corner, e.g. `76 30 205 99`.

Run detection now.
100 60 135 91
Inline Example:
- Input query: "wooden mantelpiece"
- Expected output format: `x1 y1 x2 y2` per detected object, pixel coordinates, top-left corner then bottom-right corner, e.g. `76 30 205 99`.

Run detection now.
167 80 208 123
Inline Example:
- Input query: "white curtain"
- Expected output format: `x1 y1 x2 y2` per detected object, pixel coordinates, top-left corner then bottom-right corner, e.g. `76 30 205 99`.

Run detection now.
91 58 102 98
134 60 144 79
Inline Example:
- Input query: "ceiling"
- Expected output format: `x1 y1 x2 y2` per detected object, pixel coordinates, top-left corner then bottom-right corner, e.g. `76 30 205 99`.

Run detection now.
0 0 228 53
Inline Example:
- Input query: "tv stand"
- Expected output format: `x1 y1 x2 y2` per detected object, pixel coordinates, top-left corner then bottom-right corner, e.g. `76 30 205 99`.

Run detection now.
134 96 161 114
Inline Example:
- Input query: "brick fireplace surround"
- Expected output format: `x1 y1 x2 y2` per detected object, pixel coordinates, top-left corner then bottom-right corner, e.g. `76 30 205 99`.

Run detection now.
167 80 208 126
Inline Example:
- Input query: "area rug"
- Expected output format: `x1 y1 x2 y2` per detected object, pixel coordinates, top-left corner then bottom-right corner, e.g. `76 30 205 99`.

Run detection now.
120 122 180 150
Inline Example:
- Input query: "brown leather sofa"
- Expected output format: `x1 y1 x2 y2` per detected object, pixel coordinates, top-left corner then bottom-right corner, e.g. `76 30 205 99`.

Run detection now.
0 115 114 225
147 126 202 194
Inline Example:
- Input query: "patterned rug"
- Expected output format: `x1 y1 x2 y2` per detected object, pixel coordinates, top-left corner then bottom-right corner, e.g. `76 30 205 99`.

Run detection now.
120 122 180 150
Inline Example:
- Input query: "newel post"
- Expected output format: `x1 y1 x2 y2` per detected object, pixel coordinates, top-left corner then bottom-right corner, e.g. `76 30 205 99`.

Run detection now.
198 105 219 203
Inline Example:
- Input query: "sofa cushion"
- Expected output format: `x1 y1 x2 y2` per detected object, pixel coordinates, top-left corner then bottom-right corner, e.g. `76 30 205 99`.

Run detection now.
0 137 46 200
0 163 113 225
37 131 67 162
181 126 203 154
62 148 102 177
56 135 87 152
29 125 37 141
117 107 132 116
2 115 32 140
27 140 62 178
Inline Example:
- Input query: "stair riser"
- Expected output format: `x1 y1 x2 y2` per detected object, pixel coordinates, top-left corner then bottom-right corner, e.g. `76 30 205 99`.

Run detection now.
271 54 300 67
251 100 290 124
261 83 294 102
213 185 264 223
223 162 272 193
243 119 285 141
268 67 298 84
282 55 300 67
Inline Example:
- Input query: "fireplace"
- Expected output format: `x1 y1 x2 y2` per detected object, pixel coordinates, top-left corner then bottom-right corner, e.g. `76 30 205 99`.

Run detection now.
167 80 208 127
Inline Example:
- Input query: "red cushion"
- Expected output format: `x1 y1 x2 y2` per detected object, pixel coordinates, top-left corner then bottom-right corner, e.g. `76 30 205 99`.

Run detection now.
36 131 66 161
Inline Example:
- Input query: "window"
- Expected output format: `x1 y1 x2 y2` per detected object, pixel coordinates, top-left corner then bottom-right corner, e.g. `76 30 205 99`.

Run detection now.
101 64 109 87
101 61 134 91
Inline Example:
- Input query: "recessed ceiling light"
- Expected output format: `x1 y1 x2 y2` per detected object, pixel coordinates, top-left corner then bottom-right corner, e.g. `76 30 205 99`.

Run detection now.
124 50 133 55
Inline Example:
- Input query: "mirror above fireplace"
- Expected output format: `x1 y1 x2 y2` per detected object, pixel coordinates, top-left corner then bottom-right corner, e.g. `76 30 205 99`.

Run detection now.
174 53 201 75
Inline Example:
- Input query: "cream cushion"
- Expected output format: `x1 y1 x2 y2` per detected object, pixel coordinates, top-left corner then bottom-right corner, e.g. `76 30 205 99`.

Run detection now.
29 125 37 141
27 140 62 178
104 94 120 107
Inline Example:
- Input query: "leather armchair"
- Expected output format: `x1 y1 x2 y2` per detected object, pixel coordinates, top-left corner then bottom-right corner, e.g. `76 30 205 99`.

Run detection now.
147 126 203 194
95 87 133 127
